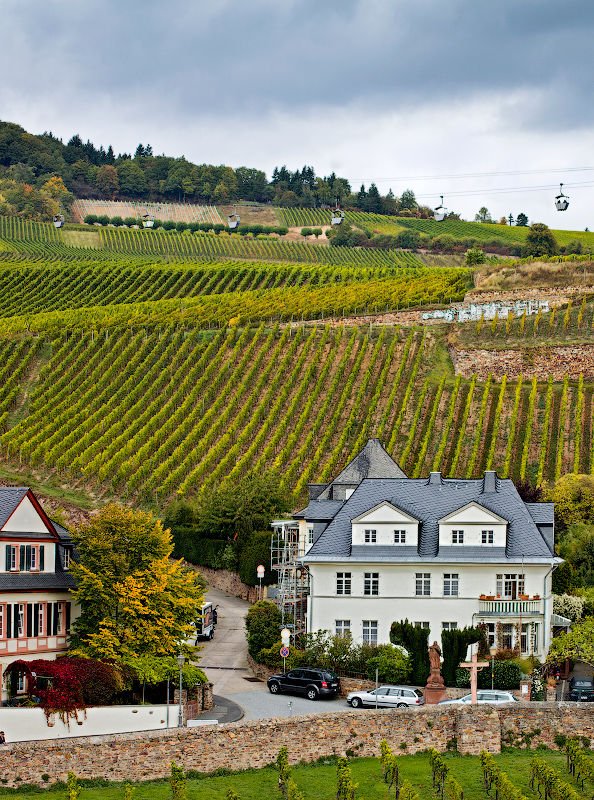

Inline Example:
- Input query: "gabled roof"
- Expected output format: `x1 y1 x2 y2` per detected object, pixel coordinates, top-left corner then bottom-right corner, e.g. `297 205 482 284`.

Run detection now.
438 501 507 525
304 473 559 564
352 500 419 524
0 487 61 539
316 438 406 499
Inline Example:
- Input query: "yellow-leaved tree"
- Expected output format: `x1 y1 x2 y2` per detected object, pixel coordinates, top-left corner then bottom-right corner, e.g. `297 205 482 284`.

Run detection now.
69 505 205 683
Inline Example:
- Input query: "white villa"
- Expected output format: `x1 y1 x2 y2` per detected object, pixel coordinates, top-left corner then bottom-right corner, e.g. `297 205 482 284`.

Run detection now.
0 488 78 704
292 439 562 658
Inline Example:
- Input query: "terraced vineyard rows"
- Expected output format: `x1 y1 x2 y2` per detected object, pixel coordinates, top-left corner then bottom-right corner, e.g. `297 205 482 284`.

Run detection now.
97 226 429 267
1 324 593 504
0 260 429 318
277 207 402 233
0 268 470 335
72 199 223 225
0 216 61 243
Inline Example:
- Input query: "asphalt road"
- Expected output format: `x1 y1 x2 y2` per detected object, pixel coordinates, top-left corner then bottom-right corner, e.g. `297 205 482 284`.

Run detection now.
227 688 346 721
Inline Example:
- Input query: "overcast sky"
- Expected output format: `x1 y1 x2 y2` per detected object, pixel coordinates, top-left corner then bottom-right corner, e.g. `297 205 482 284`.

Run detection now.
2 0 594 229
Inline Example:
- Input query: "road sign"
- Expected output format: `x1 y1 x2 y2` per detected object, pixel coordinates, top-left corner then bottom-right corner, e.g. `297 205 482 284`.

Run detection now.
280 646 290 658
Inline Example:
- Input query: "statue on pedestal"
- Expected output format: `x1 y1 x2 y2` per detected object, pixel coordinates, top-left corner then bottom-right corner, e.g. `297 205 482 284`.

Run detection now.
424 641 446 704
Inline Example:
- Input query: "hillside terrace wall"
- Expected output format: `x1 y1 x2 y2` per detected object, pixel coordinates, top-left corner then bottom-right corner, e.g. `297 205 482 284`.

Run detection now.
2 704 592 787
189 565 260 603
451 344 594 380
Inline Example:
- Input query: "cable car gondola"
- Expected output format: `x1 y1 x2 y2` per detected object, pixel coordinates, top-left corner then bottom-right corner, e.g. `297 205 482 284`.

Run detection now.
53 214 64 229
142 213 154 228
227 204 241 230
434 196 447 222
331 200 345 226
555 183 569 211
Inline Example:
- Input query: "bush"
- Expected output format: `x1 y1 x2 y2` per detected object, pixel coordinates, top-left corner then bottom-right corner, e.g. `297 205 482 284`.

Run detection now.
256 641 306 671
390 619 430 685
170 530 234 569
110 216 124 227
348 229 369 247
188 222 200 232
97 215 110 226
245 600 282 659
176 221 188 232
84 214 97 225
123 216 137 227
301 227 313 239
553 593 584 622
396 229 421 249
465 247 486 266
162 220 176 231
455 659 521 689
366 644 411 683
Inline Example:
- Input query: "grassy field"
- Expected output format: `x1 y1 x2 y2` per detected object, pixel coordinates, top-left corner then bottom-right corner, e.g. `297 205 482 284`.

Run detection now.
0 751 580 800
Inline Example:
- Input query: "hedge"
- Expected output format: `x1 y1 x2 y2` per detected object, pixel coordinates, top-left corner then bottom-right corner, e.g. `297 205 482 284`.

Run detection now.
456 659 521 689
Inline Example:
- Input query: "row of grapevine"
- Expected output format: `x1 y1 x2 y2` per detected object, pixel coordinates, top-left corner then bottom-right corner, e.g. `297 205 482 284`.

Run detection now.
0 216 61 243
0 268 471 335
4 324 594 501
0 260 424 318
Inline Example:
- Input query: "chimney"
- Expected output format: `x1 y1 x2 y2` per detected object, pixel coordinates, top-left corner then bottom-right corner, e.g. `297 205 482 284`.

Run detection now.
483 471 497 493
428 472 443 485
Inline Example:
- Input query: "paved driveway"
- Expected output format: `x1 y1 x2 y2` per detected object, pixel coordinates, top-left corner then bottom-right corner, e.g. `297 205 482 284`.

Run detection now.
197 587 347 721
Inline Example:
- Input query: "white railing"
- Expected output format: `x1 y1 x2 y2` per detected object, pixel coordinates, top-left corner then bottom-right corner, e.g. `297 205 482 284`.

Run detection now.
479 599 542 615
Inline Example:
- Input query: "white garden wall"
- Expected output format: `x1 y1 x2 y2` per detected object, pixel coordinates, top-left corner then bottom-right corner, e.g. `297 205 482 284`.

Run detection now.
0 703 182 743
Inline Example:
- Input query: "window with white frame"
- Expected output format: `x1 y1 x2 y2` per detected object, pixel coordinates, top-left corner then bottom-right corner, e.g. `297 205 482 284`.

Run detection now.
307 528 314 546
415 573 430 596
486 622 495 647
63 549 71 570
364 572 379 596
442 622 458 630
335 620 351 636
0 605 3 638
496 573 525 599
502 623 513 650
30 547 37 570
443 573 459 596
364 529 377 543
336 572 352 595
17 603 25 637
482 530 494 544
414 621 430 629
394 530 406 543
520 623 528 654
5 544 44 572
362 620 378 644
10 545 17 571
38 604 44 636
452 530 464 544
57 602 64 635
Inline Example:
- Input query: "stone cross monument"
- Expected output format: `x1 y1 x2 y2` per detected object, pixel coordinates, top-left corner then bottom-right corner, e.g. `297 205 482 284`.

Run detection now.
460 652 489 704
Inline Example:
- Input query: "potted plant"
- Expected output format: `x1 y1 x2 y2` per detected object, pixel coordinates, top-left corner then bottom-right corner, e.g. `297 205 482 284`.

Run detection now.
479 594 486 600
486 595 494 600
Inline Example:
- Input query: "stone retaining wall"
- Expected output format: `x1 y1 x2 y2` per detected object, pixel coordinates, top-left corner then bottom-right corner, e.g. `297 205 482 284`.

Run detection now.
191 565 260 603
451 344 594 380
2 704 594 786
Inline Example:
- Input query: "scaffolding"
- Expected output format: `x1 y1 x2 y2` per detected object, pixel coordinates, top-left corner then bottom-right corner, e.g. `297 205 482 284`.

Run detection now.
270 520 310 642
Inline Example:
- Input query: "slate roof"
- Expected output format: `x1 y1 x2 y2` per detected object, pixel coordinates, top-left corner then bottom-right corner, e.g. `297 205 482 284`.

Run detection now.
294 500 345 520
316 438 406 499
1 573 77 590
304 474 559 565
525 503 555 525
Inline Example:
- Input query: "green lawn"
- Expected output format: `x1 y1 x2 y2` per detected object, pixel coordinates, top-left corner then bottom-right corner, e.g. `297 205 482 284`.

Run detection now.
1 750 585 800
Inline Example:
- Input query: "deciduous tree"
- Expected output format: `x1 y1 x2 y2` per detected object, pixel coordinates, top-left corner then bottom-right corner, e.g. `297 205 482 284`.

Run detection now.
69 505 204 671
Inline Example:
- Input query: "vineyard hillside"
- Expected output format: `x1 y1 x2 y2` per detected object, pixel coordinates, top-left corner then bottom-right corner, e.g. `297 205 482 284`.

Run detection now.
0 215 594 512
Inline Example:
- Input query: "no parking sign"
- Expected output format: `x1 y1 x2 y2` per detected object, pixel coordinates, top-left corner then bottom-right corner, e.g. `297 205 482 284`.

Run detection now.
280 646 290 658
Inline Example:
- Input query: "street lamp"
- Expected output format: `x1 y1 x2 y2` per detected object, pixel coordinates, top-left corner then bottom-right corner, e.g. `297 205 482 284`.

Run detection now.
257 565 265 601
490 646 497 691
176 653 185 727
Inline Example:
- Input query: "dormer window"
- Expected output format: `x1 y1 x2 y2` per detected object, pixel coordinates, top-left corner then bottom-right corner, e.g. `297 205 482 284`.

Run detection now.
452 530 464 544
482 530 494 544
364 529 377 543
394 530 406 543
63 549 71 570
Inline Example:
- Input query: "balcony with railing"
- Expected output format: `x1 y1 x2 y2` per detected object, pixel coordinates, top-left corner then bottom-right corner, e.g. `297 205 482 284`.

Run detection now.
478 598 542 616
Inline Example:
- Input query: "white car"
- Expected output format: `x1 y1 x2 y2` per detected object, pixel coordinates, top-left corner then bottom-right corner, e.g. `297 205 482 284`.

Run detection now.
438 690 518 705
347 685 424 708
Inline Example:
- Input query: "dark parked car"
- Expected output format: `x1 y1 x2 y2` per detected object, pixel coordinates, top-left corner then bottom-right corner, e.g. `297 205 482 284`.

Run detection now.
568 677 594 702
267 668 341 700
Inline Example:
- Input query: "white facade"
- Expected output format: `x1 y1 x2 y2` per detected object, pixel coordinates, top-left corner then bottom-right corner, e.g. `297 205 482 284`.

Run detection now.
297 458 560 660
307 560 553 656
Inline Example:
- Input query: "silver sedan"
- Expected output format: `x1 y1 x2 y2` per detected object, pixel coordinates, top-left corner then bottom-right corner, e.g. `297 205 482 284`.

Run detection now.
347 685 424 708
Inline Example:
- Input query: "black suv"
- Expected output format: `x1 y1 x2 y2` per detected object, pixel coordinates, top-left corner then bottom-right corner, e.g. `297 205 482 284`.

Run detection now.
267 668 341 700
568 677 594 702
